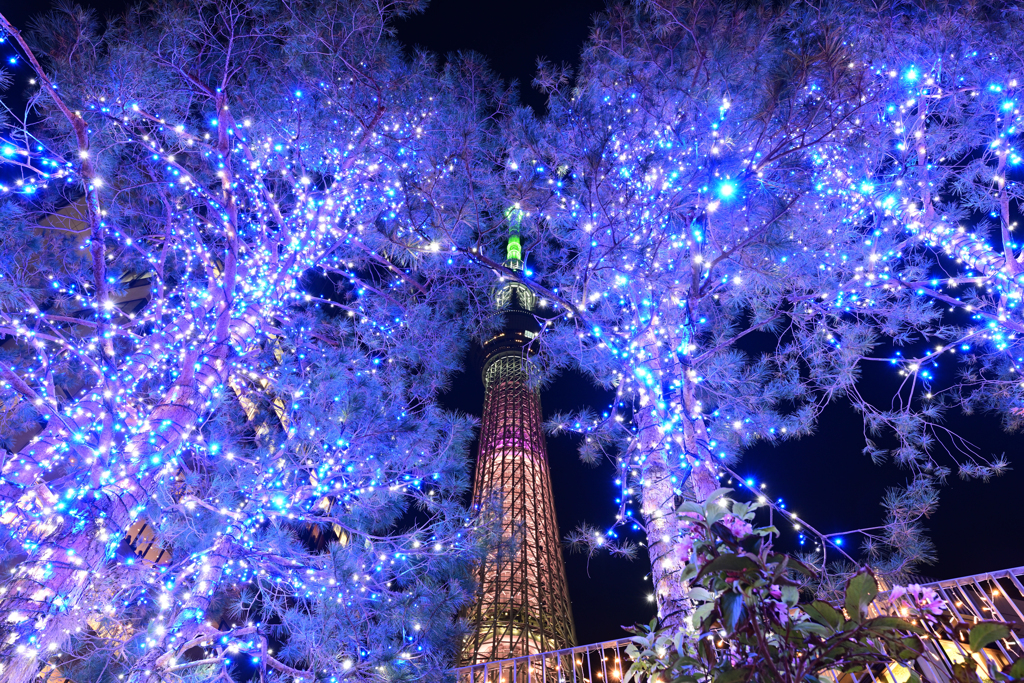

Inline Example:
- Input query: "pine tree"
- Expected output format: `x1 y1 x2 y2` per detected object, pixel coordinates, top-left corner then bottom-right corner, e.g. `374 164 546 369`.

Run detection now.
0 1 510 680
835 1 1024 439
492 0 1017 628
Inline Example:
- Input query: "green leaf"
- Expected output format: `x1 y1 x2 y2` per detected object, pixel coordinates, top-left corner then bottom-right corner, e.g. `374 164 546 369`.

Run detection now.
769 553 814 576
790 557 816 576
674 629 685 657
738 532 764 553
969 621 1011 653
687 587 716 602
952 660 981 683
864 616 925 635
844 570 878 623
769 555 790 580
720 591 747 634
803 600 842 630
697 554 758 580
896 635 925 659
699 637 718 667
793 621 832 638
679 562 699 583
821 645 848 660
677 501 705 516
714 667 751 683
781 585 800 606
705 505 727 525
1008 658 1024 679
704 488 734 505
692 602 715 630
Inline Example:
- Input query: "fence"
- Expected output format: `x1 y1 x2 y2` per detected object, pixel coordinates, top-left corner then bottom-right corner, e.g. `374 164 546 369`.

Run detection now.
453 566 1024 683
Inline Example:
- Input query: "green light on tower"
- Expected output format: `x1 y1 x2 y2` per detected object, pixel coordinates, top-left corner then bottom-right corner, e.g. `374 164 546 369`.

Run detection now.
507 234 522 262
504 205 525 269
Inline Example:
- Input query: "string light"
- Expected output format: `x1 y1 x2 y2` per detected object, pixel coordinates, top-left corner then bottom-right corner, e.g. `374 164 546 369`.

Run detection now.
2 1 1024 678
0 10 499 680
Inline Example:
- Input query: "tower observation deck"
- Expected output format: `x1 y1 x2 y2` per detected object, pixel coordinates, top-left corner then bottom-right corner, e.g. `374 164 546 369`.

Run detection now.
462 209 576 664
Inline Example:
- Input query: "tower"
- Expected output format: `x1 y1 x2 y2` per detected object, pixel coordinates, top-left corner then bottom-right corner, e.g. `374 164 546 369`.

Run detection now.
463 209 576 664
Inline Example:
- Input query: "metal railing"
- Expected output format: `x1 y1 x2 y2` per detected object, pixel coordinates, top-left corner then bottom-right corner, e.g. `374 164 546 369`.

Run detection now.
893 565 1024 683
453 566 1024 683
455 638 634 683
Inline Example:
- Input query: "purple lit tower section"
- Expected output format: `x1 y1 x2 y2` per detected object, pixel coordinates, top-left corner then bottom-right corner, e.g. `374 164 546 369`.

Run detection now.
462 210 576 664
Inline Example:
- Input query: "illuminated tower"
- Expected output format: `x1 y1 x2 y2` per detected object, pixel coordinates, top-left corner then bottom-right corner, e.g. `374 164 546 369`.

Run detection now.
463 209 576 664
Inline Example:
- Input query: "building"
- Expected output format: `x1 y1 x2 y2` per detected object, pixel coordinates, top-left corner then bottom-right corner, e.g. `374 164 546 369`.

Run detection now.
462 210 577 664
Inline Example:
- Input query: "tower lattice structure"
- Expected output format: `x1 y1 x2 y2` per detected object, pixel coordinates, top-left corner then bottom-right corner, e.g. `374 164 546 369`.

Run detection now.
462 210 576 664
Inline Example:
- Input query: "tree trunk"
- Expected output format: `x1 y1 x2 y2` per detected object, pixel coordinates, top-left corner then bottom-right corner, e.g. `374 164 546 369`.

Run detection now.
635 328 718 631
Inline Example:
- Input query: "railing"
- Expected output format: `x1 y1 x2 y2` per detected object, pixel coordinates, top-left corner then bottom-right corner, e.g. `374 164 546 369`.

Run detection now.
454 566 1024 683
901 565 1024 683
455 638 634 683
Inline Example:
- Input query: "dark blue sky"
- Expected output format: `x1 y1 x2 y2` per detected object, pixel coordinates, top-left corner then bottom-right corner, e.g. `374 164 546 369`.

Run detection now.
394 0 606 111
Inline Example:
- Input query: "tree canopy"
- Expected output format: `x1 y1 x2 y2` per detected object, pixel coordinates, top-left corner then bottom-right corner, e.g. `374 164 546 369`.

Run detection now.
2 0 1024 681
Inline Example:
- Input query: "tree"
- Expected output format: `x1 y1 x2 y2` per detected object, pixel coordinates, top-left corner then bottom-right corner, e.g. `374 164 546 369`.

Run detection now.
0 1 511 680
488 0 1016 630
834 1 1024 436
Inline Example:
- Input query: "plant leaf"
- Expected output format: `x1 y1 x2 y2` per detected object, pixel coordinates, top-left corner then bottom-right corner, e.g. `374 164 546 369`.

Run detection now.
1008 658 1024 678
720 591 747 634
844 570 878 623
969 621 1010 653
714 667 752 683
687 587 716 602
696 554 758 580
704 488 733 505
896 635 925 659
769 553 814 576
700 637 718 667
864 616 925 635
692 601 715 630
793 621 832 638
803 600 842 630
952 660 980 683
677 501 705 516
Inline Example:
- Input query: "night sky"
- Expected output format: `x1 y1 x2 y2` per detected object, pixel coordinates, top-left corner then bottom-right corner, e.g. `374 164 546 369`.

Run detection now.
5 0 1024 649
